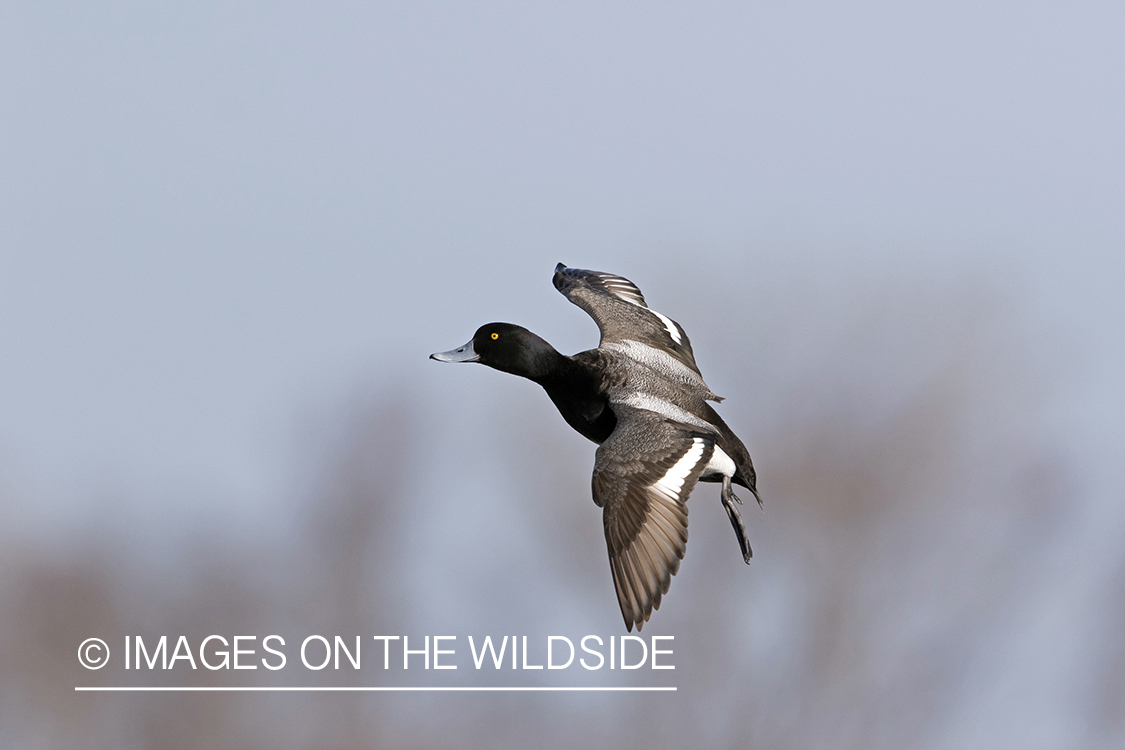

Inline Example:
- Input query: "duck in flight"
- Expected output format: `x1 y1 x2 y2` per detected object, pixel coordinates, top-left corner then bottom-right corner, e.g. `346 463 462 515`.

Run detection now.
431 264 761 631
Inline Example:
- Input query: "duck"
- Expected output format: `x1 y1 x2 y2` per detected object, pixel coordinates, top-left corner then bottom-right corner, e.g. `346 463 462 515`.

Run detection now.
431 263 761 631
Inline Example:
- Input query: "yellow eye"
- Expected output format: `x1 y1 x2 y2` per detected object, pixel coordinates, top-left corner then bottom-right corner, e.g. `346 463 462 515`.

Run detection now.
491 332 499 340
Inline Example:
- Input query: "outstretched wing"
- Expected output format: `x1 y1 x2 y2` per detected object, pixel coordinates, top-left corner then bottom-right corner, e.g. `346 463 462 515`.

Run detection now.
592 406 715 631
553 263 706 379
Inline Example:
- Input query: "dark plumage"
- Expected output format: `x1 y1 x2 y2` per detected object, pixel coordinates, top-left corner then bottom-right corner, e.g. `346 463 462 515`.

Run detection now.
431 264 761 631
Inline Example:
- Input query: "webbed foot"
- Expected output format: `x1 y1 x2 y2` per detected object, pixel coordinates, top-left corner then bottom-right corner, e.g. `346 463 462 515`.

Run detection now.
721 476 753 563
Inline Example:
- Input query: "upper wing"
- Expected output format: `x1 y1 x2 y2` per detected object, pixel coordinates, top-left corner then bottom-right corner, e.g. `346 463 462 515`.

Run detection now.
592 405 716 631
552 264 707 382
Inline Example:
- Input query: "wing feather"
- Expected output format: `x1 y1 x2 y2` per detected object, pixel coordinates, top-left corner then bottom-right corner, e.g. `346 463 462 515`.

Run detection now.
553 264 712 386
592 407 715 631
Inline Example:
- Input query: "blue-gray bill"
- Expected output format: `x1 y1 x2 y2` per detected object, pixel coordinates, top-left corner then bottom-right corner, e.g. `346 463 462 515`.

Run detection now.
430 340 480 363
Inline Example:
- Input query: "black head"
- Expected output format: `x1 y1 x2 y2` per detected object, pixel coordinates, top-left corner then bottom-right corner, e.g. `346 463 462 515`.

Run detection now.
430 323 561 380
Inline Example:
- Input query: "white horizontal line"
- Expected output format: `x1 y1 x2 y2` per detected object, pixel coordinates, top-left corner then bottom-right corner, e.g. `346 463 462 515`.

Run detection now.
75 686 676 692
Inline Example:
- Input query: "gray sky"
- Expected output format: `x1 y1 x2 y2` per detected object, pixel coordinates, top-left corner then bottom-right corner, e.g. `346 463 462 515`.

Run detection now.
3 2 1120 525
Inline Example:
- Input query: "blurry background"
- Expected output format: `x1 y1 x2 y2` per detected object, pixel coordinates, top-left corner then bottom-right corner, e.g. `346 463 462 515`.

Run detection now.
1 1 1123 748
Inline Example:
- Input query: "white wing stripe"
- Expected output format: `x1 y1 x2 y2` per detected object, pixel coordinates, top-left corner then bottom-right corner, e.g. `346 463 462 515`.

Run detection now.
651 310 682 344
651 438 706 500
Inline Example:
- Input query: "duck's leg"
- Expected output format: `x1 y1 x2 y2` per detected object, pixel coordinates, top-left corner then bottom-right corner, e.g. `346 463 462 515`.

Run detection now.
721 475 753 563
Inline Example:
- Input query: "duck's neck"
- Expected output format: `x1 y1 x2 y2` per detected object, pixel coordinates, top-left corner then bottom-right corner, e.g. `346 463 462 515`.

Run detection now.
531 349 588 387
536 349 617 444
500 332 570 384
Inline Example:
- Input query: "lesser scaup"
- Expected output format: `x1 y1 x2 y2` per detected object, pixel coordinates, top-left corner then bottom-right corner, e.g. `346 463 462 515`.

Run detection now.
432 264 761 631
